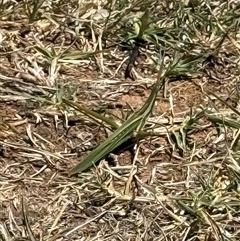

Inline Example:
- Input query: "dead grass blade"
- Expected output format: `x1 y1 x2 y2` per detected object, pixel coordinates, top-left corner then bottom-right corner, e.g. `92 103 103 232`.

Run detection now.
22 196 36 241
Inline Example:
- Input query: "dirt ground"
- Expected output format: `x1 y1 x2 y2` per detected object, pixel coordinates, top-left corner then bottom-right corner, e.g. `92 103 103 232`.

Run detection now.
1 2 240 241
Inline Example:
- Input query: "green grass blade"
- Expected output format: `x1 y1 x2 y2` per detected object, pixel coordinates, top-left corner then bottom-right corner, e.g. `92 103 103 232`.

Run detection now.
62 98 120 129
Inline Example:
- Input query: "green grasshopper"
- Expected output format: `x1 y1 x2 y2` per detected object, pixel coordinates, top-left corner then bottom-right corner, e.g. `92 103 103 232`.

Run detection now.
67 66 168 175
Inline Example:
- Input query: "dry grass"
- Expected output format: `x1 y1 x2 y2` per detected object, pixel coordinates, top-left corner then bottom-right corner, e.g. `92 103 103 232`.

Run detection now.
1 0 240 240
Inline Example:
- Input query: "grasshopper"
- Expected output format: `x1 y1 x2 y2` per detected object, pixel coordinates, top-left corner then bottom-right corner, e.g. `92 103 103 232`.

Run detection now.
67 65 168 175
